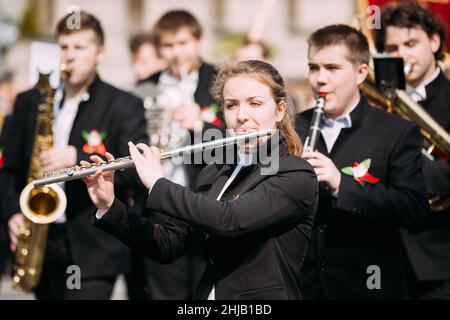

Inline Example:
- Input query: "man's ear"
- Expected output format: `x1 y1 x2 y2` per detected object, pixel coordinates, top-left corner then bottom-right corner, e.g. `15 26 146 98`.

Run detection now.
96 45 106 64
356 63 369 86
430 33 441 55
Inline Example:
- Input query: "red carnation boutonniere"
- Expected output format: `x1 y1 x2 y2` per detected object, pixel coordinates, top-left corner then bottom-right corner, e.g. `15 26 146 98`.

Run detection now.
341 159 380 187
82 129 107 155
201 103 224 128
0 146 4 169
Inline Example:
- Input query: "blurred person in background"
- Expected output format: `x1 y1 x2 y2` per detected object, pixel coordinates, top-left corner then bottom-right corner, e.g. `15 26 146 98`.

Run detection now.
129 32 167 82
133 9 224 300
234 37 273 63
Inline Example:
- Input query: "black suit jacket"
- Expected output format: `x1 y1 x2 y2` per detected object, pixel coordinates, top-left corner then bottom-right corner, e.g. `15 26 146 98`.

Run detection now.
95 142 318 300
0 119 11 273
0 75 148 277
400 69 450 282
296 96 429 299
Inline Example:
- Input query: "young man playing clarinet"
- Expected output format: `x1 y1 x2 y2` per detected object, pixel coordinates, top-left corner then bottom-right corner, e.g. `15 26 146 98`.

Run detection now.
296 24 430 299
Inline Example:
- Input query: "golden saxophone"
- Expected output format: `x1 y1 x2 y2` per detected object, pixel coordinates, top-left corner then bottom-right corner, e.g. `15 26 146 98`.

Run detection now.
12 65 69 291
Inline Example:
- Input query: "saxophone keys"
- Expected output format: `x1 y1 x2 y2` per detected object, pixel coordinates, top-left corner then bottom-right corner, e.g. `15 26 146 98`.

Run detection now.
13 275 21 284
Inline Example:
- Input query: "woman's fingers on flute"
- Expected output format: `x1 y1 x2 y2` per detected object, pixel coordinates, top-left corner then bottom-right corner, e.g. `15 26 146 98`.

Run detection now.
90 155 105 164
135 143 155 158
134 143 161 161
80 160 90 167
128 141 141 160
149 146 161 158
105 152 115 162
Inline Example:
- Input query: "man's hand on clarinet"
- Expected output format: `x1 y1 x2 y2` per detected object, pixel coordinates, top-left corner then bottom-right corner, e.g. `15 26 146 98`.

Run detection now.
303 150 341 192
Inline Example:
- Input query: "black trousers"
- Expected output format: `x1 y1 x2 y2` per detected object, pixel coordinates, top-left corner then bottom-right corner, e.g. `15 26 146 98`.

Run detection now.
34 223 117 300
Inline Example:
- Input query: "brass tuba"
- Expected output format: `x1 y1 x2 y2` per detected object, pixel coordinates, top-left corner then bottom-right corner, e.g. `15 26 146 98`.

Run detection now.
361 74 450 211
12 67 68 291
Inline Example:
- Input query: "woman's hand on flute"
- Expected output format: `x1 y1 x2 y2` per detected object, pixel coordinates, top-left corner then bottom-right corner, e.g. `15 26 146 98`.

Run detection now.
128 141 164 190
81 152 116 213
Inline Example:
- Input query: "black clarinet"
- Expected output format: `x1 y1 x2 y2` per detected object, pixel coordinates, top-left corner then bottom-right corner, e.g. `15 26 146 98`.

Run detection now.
303 92 326 153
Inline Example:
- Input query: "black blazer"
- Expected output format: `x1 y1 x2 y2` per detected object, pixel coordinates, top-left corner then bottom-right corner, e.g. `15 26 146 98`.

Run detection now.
296 96 430 299
0 118 10 273
0 75 148 277
400 69 450 282
95 142 318 299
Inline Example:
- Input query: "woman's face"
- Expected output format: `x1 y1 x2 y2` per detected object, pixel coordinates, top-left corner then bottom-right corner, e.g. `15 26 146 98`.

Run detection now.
223 74 285 152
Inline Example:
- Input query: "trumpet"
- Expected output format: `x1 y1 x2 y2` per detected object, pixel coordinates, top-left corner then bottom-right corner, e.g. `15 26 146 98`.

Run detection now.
33 130 275 188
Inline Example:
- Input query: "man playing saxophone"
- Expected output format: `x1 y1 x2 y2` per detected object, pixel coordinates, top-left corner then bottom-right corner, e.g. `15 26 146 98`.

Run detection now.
375 1 450 300
0 11 147 299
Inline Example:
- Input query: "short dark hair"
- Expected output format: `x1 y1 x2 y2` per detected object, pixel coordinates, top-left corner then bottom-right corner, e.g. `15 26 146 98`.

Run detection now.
153 10 202 47
129 32 156 55
307 24 370 66
55 11 104 45
374 1 448 61
239 37 273 60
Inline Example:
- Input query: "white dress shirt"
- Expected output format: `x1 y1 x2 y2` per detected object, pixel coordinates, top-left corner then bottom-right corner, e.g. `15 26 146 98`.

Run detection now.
319 100 356 197
320 101 356 153
406 66 440 102
53 90 90 223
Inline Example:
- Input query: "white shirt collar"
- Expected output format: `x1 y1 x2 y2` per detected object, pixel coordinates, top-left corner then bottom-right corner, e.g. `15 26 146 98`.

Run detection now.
406 66 441 102
321 99 359 129
237 152 253 167
159 68 199 86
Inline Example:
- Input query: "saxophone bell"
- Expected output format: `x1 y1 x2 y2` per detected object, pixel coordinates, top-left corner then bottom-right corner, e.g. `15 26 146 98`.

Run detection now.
19 183 67 224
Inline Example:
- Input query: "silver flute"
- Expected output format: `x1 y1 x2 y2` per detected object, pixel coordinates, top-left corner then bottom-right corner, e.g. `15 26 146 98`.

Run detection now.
33 129 275 187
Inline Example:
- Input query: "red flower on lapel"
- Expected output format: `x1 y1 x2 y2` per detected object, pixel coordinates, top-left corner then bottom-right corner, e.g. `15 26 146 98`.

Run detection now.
0 146 4 169
82 129 107 155
341 159 380 187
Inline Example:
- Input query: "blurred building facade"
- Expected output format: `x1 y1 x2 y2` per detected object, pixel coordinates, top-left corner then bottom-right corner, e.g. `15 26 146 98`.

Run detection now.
0 0 357 91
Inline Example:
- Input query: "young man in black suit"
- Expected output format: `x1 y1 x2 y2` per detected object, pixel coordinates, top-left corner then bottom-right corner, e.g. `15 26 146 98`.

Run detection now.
130 9 225 300
141 10 221 133
1 11 147 299
296 24 430 299
375 1 450 300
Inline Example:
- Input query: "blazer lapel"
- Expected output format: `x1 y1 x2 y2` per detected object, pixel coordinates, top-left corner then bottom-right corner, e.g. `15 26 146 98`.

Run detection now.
206 164 235 200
